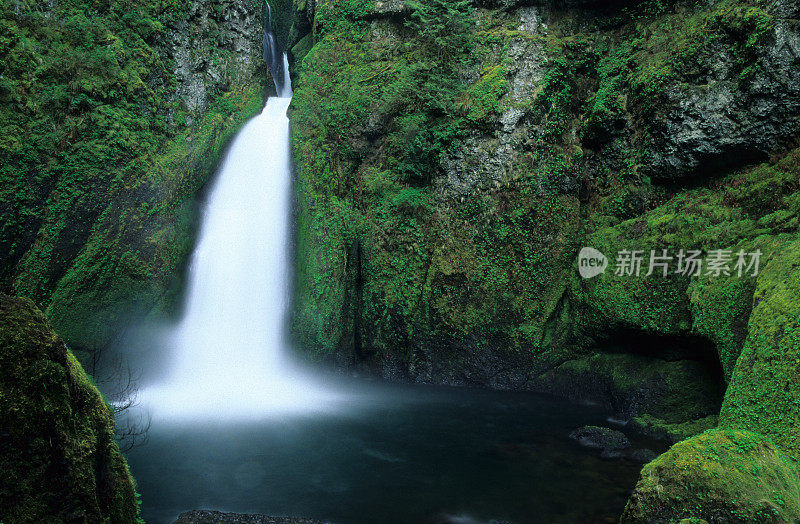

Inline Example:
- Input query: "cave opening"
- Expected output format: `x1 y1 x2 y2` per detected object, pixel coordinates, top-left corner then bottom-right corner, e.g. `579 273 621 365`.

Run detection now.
596 327 727 403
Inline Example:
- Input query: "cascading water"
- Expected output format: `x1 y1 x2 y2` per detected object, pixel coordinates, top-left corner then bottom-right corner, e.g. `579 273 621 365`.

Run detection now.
262 2 287 96
140 10 341 420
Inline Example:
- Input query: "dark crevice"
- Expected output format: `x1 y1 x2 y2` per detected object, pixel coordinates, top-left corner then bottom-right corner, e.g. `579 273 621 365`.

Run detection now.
596 327 726 387
340 239 370 365
650 147 771 191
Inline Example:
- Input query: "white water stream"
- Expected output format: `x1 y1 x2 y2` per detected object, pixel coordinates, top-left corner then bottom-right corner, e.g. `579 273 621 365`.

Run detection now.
141 56 343 420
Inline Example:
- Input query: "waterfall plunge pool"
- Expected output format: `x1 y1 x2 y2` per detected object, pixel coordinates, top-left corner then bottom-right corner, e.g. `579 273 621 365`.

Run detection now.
120 46 660 523
125 381 663 524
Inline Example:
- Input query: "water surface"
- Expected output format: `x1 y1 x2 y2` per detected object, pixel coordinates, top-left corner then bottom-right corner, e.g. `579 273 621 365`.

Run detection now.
127 382 659 524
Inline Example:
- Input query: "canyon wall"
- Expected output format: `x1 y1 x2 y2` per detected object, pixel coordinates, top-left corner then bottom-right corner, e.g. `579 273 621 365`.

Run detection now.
285 0 800 517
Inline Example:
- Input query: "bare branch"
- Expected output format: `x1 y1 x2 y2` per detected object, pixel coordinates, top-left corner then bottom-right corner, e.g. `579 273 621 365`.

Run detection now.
86 347 151 452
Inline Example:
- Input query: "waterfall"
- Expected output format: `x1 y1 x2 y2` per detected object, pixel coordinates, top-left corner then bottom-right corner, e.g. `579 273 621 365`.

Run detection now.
262 1 289 97
140 28 340 420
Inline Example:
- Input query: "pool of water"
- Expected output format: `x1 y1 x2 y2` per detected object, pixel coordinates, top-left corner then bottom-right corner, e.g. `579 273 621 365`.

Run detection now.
126 381 660 524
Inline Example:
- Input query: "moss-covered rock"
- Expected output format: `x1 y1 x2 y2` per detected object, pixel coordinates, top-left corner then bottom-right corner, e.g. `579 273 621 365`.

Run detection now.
289 0 800 391
719 240 800 459
569 425 631 453
0 294 141 523
621 429 800 523
630 414 718 444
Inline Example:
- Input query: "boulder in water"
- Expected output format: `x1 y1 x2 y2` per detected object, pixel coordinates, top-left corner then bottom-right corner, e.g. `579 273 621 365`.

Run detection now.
569 425 632 458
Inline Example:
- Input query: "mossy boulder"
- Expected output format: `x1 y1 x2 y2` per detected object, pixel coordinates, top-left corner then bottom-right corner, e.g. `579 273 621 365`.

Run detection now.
569 425 631 458
719 240 800 459
0 294 141 523
621 429 800 523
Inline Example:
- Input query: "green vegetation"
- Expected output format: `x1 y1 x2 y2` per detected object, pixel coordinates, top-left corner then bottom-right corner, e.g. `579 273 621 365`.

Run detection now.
536 352 722 441
0 294 141 523
577 147 800 380
290 0 799 379
290 0 592 362
622 429 800 523
44 84 263 354
720 240 800 458
0 0 265 353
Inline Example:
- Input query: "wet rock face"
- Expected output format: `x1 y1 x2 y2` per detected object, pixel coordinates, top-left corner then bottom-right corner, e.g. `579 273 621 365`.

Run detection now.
436 3 800 195
164 0 263 121
642 17 800 182
438 7 548 198
375 337 539 389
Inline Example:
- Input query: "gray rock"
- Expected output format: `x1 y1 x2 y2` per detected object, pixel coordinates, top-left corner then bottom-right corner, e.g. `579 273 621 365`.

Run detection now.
641 19 800 181
438 6 549 198
372 0 409 16
366 336 538 390
569 425 632 456
767 0 800 18
163 0 263 120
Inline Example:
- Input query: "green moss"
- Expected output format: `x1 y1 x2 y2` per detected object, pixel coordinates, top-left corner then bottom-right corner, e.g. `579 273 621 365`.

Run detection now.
622 429 800 523
616 0 774 116
686 235 792 381
1 1 171 300
290 32 314 66
289 0 493 359
632 414 719 443
43 83 263 351
0 294 141 523
576 146 800 371
719 240 800 459
457 63 508 127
